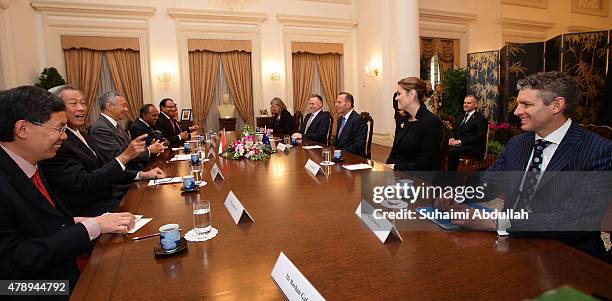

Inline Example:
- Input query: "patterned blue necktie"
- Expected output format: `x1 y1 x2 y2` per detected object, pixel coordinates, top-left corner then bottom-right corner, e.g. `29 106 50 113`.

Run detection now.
517 139 552 212
338 116 347 138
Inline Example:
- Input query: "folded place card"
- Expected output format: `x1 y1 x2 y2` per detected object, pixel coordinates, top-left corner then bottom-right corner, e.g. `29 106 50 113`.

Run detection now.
304 159 323 176
270 252 326 301
277 143 288 152
224 190 254 224
355 201 403 243
342 163 372 171
302 145 323 150
147 177 182 186
170 154 192 161
210 163 225 181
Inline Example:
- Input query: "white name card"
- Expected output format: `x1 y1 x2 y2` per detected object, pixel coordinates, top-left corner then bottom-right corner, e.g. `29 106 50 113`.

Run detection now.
210 163 225 181
224 190 254 224
277 143 288 152
355 201 403 244
271 252 326 301
304 159 322 176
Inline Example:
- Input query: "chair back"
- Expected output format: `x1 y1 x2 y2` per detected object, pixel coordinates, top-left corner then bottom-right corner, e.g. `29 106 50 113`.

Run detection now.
294 111 303 132
440 122 450 171
581 124 612 141
482 126 491 160
360 112 374 159
321 111 333 146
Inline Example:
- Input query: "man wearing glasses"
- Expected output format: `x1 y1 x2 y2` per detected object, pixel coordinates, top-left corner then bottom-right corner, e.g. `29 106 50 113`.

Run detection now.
156 98 198 147
0 86 136 297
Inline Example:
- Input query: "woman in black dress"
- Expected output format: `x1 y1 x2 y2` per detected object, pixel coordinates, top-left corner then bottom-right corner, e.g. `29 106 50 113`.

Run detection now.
386 77 444 171
268 97 295 135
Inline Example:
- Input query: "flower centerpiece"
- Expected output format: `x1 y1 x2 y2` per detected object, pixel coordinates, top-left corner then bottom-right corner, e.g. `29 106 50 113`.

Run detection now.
223 125 274 160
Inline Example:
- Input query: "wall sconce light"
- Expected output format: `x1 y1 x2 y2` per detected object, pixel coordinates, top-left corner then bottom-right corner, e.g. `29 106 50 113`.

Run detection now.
365 63 380 79
157 72 171 83
270 72 281 81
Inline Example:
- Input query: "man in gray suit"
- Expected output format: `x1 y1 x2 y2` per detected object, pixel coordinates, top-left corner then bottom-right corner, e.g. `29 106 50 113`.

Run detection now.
89 91 165 170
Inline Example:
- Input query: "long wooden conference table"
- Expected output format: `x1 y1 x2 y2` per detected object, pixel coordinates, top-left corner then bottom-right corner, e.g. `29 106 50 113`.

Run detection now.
72 135 612 300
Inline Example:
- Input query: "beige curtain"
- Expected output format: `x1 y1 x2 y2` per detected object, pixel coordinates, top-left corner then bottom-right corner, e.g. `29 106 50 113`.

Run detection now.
63 48 103 123
420 37 458 81
292 53 316 113
221 51 254 126
315 53 341 130
106 49 143 121
437 39 455 82
189 50 220 130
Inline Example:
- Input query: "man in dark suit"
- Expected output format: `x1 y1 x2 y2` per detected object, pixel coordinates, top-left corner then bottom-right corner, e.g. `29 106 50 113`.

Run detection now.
447 95 488 171
292 94 331 143
40 86 165 216
156 98 189 147
333 92 367 156
130 104 163 146
436 71 612 262
0 86 136 298
89 91 165 170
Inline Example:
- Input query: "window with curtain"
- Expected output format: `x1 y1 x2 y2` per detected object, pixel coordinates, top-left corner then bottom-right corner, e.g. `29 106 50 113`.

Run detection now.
291 42 343 123
420 37 460 83
187 39 254 131
61 35 143 125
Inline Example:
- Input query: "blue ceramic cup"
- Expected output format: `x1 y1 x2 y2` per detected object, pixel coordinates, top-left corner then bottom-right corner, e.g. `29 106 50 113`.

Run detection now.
291 137 298 145
183 175 196 190
190 153 200 165
333 149 342 160
159 224 180 251
184 142 191 153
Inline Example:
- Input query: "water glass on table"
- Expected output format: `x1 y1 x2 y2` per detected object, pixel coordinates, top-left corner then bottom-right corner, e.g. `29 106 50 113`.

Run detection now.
193 200 212 236
191 164 202 182
322 147 332 165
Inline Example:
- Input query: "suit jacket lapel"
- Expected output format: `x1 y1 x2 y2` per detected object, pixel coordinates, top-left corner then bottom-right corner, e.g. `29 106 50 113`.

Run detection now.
0 148 65 218
537 122 581 189
101 116 129 146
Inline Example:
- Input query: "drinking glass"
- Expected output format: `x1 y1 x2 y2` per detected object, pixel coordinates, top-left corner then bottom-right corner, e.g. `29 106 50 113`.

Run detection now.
191 165 202 182
193 200 211 235
322 147 332 165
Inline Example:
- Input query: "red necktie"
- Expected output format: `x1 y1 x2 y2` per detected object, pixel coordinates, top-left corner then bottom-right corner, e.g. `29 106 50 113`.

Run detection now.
31 169 55 207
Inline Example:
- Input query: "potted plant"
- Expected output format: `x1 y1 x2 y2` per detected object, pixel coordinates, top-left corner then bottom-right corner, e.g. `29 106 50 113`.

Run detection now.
439 68 467 120
35 67 66 90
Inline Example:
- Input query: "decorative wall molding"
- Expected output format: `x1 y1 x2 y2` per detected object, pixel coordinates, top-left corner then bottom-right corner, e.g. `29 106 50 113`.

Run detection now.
300 0 352 4
567 24 607 32
31 1 154 104
0 1 16 88
31 1 155 17
419 8 477 25
168 8 267 25
276 14 357 29
498 17 554 43
171 9 264 117
571 0 608 17
419 9 476 68
501 0 547 9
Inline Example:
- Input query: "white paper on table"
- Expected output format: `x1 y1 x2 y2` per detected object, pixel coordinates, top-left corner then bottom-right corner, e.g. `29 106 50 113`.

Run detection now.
171 147 183 151
147 177 183 186
128 217 152 233
170 154 192 161
342 163 373 171
302 145 323 150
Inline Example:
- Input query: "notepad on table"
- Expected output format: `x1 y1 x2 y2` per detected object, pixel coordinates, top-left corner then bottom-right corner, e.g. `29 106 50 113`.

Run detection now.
147 177 182 186
170 154 192 161
128 215 152 234
342 163 372 171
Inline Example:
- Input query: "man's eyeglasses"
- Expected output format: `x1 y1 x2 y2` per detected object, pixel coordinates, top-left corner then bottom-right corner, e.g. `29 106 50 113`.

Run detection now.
31 121 68 134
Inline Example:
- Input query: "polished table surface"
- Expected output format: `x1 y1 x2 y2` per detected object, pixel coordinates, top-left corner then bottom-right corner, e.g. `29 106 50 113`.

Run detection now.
71 135 612 300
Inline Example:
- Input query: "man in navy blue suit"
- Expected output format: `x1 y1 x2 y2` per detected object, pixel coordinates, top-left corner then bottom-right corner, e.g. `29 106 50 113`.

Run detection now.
292 94 331 144
333 92 367 157
437 71 612 262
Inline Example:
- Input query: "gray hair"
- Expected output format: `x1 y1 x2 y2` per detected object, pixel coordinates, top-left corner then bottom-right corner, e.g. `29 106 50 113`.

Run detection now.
516 71 578 118
99 91 122 111
270 97 287 111
48 84 82 100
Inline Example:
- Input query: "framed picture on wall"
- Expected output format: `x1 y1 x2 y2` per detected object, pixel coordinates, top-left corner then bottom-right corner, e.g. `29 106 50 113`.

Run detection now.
181 109 192 121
